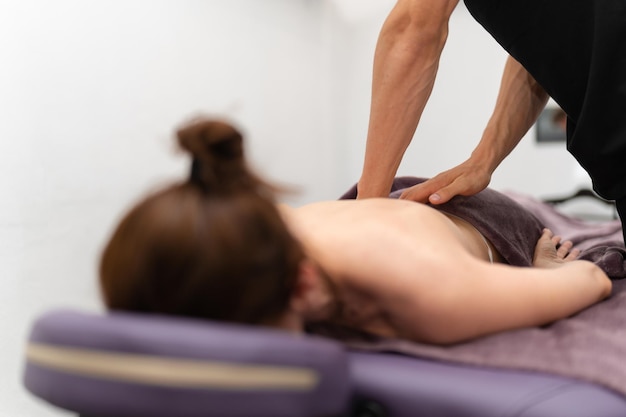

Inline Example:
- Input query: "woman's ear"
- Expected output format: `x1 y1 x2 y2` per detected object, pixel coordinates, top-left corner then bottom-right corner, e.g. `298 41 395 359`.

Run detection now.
264 260 318 333
289 259 319 315
289 260 336 322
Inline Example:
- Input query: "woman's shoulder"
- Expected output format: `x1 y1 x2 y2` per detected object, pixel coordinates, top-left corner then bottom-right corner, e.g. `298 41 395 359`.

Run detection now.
293 198 447 230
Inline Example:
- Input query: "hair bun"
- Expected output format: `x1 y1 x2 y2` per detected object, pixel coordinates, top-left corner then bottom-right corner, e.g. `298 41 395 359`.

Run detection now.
176 117 266 195
177 118 243 161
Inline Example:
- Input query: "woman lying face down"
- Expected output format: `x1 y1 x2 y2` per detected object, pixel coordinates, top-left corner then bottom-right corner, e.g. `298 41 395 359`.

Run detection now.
99 118 612 345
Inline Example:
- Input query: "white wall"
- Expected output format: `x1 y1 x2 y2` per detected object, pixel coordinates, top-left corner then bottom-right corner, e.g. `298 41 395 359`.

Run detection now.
0 1 336 415
0 1 591 416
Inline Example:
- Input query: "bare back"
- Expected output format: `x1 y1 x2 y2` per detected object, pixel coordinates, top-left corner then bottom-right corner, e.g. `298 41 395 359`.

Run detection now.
281 198 611 344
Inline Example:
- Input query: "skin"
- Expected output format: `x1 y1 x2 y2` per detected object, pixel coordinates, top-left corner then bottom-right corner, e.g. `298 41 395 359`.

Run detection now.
279 198 611 345
357 0 550 204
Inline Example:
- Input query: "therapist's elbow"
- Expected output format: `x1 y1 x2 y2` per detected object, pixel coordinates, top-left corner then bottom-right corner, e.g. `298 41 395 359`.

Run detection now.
381 5 449 58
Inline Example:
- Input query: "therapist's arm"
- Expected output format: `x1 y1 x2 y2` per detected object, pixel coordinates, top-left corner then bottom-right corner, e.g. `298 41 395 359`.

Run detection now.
357 0 460 199
400 55 550 203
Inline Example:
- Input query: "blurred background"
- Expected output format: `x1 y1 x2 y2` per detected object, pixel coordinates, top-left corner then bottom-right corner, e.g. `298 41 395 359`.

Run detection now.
0 1 591 415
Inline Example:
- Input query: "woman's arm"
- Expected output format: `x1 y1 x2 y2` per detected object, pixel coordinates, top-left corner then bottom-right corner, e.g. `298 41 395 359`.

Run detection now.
382 254 611 344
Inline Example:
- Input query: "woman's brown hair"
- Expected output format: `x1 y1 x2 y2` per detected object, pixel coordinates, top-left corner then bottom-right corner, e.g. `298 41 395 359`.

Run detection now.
99 118 305 325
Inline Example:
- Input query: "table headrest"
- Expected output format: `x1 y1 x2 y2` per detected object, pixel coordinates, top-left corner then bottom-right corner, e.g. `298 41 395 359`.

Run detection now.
24 309 351 417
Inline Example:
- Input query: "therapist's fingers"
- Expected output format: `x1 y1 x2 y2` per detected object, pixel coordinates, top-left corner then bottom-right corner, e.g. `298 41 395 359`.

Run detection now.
398 181 440 203
427 179 477 204
400 166 490 204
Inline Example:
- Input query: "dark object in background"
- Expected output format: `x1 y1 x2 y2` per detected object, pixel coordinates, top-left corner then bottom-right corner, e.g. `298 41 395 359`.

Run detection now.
536 107 567 143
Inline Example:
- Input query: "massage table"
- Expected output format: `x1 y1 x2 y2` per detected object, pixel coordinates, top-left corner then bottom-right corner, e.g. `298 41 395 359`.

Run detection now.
23 309 626 417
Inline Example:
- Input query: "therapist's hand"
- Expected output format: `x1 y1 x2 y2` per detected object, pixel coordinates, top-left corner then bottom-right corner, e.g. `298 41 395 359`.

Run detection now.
399 159 492 204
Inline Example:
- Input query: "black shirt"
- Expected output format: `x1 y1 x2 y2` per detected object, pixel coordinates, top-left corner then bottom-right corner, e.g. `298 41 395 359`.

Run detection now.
464 0 626 199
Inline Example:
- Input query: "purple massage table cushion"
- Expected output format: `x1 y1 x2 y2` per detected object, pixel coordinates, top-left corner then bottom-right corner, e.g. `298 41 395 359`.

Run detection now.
24 310 350 417
24 309 626 417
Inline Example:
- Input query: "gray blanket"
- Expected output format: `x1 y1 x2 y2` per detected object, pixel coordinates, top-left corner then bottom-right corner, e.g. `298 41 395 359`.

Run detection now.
336 177 626 397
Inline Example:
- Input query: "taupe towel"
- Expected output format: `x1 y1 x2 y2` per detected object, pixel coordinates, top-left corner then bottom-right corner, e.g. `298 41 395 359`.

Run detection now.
505 190 626 278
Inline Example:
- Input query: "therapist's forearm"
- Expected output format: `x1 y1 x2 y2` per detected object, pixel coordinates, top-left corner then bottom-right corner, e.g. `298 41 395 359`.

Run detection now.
358 11 449 198
469 56 550 174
